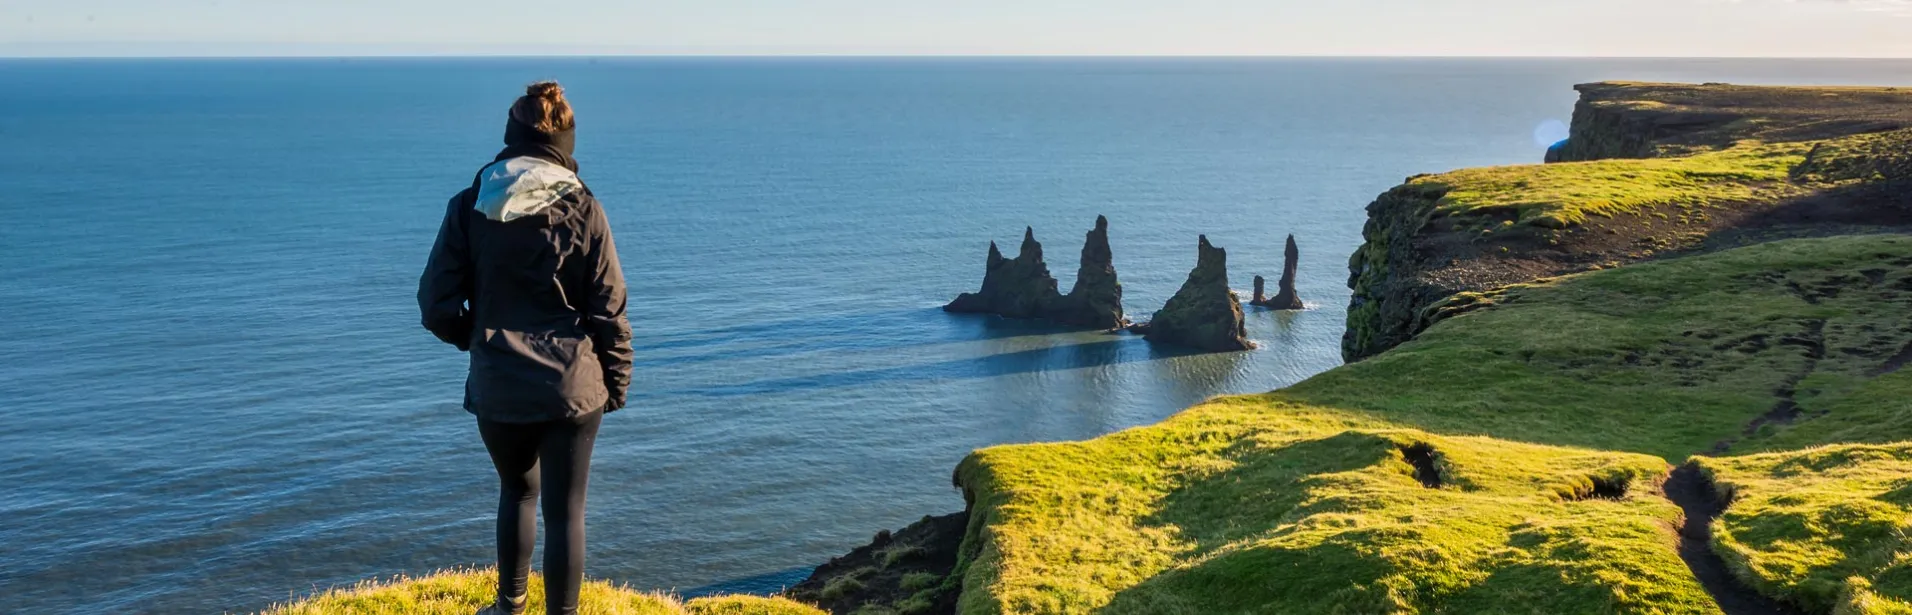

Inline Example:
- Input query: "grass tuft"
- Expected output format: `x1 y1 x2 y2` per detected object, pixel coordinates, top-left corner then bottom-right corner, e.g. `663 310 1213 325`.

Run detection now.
257 569 823 615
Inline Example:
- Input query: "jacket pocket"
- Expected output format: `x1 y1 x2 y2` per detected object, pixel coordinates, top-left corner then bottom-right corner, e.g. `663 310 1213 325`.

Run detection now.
470 328 600 414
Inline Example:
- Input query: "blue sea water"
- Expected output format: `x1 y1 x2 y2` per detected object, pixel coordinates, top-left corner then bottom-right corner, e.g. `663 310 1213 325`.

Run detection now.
2 57 1909 614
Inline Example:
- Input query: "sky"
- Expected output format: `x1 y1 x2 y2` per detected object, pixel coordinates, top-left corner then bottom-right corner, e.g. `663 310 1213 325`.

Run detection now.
2 0 1909 58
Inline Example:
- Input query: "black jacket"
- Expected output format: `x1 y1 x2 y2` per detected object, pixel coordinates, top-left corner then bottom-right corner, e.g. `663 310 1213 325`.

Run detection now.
418 156 633 423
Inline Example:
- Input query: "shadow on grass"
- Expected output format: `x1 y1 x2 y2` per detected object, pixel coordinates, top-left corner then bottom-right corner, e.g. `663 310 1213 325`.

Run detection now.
1141 432 1401 558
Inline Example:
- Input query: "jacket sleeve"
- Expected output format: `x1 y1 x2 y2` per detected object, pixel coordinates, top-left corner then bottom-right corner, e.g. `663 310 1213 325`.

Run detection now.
580 200 635 410
418 193 475 351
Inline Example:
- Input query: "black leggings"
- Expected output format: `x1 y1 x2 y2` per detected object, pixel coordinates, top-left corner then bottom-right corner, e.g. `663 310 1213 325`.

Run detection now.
477 411 602 615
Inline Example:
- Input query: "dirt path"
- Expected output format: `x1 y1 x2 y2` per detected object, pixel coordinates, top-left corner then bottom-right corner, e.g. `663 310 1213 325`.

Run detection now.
1662 464 1807 615
1877 339 1912 376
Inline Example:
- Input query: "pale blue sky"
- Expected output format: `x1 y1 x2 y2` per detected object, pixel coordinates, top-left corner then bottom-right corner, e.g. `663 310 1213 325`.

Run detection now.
3 0 1909 57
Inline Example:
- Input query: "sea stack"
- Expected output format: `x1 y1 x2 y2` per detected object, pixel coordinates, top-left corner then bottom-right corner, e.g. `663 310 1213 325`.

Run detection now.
1143 235 1253 352
1048 216 1129 329
945 218 1128 329
1250 235 1304 310
943 227 1063 319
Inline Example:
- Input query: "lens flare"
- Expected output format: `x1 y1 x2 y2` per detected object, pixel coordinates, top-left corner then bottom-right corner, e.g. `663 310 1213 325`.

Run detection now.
1533 119 1570 148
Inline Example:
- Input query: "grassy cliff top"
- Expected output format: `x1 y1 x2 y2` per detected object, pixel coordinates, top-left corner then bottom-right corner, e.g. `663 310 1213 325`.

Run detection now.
1419 128 1912 230
1574 81 1912 156
259 569 825 615
950 235 1912 614
1421 138 1812 229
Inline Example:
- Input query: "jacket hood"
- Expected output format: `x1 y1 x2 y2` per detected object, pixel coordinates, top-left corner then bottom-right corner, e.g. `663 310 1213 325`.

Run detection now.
474 156 583 222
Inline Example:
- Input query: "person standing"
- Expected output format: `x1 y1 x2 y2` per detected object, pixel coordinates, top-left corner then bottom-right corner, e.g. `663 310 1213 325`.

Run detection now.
419 81 633 615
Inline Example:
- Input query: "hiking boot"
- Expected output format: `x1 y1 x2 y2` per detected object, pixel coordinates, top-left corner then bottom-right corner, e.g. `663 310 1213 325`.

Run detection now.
475 593 527 615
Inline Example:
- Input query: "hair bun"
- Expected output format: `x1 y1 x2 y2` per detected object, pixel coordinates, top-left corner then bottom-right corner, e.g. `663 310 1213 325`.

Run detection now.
527 81 565 100
512 81 576 134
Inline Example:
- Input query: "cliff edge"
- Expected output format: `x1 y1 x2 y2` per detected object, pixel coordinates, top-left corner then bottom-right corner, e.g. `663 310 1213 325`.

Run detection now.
1343 82 1912 362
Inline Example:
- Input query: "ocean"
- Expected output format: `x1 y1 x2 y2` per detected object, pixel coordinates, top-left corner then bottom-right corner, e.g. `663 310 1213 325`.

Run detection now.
2 57 1908 614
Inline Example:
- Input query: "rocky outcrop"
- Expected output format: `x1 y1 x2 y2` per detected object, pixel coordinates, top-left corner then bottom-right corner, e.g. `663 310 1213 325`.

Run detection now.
785 512 967 615
1250 235 1304 310
1544 139 1570 163
1343 183 1458 362
1048 216 1129 329
945 217 1128 330
944 227 1062 319
1142 236 1253 352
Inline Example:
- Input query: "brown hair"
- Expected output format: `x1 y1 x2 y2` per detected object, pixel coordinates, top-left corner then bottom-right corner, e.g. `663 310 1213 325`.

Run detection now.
510 81 575 134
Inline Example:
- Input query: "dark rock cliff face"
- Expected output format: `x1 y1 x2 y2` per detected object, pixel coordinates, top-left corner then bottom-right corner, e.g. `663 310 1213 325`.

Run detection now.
945 217 1127 330
1251 235 1304 310
1550 81 1912 163
1343 182 1457 361
1144 235 1253 352
784 512 968 615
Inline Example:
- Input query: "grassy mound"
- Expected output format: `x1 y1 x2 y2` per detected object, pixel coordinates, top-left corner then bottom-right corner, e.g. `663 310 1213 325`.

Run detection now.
259 569 825 615
949 235 1912 614
1699 445 1912 614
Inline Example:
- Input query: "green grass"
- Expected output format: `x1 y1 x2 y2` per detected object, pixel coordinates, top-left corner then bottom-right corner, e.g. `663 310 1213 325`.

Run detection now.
820 572 870 602
1420 139 1811 229
258 569 824 615
1419 127 1912 231
899 573 942 593
1698 444 1912 614
950 235 1912 614
1755 369 1912 452
880 545 930 568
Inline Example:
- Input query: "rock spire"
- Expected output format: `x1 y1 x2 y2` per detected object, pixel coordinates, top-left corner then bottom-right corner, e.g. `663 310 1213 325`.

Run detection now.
1141 235 1253 352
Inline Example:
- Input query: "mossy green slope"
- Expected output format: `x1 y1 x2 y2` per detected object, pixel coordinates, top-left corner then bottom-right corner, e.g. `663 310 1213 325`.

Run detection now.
953 235 1912 615
1699 445 1912 614
259 569 825 615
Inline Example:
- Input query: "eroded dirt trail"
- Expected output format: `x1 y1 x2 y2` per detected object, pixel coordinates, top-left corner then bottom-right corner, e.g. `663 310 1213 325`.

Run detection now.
1662 464 1806 615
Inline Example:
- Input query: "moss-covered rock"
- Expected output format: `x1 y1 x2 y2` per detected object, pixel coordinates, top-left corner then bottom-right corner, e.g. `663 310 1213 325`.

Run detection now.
785 513 967 615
